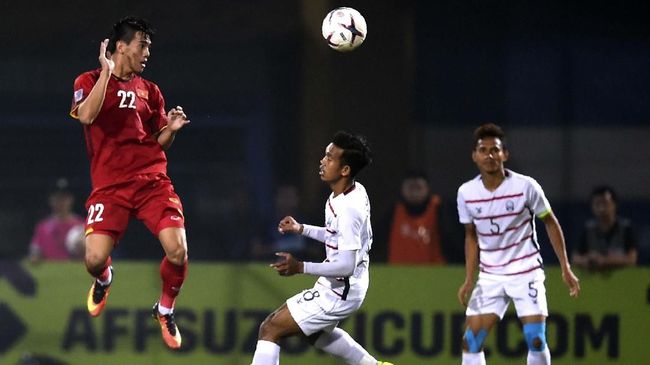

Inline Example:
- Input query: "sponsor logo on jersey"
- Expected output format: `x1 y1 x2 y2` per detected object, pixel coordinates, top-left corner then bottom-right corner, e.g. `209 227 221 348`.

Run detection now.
506 200 515 211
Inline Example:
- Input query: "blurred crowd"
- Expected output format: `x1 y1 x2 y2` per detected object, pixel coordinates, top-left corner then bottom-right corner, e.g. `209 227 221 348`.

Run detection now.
14 176 647 270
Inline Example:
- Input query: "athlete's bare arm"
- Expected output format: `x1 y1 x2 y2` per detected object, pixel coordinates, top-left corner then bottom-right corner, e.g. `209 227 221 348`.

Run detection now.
542 212 580 298
458 223 479 306
77 39 114 125
157 106 190 150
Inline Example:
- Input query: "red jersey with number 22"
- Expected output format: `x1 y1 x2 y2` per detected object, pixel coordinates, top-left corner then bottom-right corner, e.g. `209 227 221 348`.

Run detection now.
70 69 168 189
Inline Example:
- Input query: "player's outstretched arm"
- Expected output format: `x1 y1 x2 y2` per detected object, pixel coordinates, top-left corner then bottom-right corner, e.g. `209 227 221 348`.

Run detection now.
542 212 580 298
158 106 190 150
76 39 113 125
458 224 479 307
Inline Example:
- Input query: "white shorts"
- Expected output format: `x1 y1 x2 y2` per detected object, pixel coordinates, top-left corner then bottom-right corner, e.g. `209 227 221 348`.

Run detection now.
286 286 363 336
466 269 548 319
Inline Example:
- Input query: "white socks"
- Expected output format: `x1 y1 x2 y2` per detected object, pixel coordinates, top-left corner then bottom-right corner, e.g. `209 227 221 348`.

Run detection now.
527 348 551 365
97 268 112 286
157 304 173 315
314 328 375 365
462 351 486 365
251 340 280 365
358 355 378 365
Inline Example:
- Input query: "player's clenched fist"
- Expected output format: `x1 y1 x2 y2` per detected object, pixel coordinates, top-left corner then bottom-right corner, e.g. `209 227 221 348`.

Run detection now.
277 216 302 234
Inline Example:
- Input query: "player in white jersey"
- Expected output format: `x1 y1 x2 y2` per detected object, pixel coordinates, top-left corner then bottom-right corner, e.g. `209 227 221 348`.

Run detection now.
250 131 392 365
456 124 580 365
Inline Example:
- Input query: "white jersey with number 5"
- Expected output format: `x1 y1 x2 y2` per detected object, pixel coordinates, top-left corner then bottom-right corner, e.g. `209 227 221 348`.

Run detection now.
457 169 552 276
316 182 372 301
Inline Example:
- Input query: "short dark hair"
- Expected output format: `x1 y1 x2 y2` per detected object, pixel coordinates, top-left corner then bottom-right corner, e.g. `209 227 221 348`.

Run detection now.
107 16 155 53
332 131 372 178
590 185 617 203
473 123 507 150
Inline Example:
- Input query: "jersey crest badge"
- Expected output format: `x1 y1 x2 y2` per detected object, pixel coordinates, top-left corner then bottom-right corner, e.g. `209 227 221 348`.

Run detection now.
136 88 149 100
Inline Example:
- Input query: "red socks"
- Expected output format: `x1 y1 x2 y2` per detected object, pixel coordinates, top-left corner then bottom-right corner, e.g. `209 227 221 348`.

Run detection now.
94 256 112 282
159 257 188 309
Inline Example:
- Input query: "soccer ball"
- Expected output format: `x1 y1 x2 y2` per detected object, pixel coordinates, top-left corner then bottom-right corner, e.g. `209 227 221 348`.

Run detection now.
321 7 367 52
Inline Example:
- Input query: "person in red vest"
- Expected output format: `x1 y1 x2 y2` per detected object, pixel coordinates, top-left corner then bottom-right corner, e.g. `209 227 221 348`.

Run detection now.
387 170 446 264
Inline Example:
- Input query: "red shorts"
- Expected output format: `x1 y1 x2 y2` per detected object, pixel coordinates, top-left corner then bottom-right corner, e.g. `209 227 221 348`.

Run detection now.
84 173 185 243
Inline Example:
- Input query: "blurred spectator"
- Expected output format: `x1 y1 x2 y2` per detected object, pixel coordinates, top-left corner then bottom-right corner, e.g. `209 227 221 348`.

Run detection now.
251 184 320 262
28 178 85 262
572 185 637 270
377 170 447 264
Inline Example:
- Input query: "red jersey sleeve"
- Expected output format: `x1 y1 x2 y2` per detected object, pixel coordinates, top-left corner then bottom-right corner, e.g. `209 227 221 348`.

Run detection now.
69 71 99 119
147 83 168 134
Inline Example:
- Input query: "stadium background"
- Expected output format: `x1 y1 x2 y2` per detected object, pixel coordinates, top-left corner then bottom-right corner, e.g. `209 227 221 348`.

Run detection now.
0 0 648 364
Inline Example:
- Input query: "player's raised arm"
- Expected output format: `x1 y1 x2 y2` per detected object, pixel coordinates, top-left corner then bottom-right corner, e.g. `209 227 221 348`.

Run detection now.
541 212 580 298
76 39 114 125
157 106 190 150
458 223 479 307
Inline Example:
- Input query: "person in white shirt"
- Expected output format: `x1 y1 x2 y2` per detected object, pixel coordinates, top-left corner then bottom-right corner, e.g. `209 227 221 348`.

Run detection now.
250 131 392 365
456 123 580 365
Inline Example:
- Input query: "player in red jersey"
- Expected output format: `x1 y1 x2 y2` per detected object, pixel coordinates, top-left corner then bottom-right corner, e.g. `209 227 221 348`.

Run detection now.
69 17 189 350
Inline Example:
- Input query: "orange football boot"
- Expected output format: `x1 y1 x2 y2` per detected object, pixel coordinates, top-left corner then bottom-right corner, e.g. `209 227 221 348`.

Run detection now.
86 267 113 317
152 302 182 349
